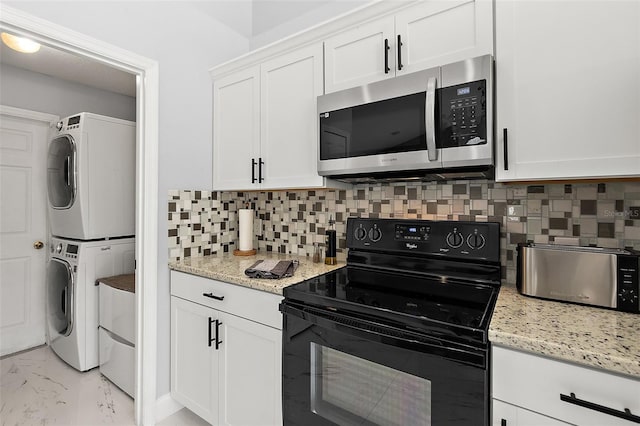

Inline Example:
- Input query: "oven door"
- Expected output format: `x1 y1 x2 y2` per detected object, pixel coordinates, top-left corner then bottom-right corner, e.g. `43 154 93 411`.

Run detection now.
281 303 488 426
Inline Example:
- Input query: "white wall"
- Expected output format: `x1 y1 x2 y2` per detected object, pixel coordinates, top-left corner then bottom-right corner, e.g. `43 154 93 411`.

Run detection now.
0 63 136 121
250 0 368 49
5 0 251 398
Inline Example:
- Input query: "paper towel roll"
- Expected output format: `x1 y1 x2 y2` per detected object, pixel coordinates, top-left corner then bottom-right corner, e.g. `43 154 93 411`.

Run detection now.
238 209 253 251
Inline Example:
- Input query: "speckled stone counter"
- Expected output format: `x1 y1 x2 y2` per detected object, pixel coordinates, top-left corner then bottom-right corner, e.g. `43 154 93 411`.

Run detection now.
169 252 344 295
490 284 640 378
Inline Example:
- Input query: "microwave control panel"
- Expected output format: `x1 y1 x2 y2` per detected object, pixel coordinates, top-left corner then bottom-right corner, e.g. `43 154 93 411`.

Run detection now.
438 79 486 148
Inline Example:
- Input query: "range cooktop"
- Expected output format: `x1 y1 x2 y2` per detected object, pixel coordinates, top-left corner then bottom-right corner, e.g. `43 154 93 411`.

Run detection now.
284 218 502 346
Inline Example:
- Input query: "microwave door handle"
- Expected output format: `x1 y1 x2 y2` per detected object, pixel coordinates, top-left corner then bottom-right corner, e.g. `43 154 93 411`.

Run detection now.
425 77 437 161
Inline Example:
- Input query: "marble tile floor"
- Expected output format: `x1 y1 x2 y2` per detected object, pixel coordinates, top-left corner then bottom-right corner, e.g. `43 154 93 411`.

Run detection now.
0 345 210 426
0 345 134 425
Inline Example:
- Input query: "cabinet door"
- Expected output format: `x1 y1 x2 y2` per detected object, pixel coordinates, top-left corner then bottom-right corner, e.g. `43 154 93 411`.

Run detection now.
260 43 325 189
218 311 282 426
170 296 218 424
213 66 261 191
493 346 640 426
324 17 396 93
495 0 640 181
493 400 572 426
395 0 493 75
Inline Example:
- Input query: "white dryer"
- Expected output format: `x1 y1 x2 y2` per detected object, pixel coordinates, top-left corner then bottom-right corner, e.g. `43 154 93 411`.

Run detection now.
47 113 135 240
46 237 135 371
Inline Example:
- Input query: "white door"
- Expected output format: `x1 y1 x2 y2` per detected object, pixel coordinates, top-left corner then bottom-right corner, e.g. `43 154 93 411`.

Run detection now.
0 106 57 356
212 66 261 191
395 0 493 76
261 43 325 189
324 16 396 93
170 296 218 425
495 0 640 181
218 311 282 426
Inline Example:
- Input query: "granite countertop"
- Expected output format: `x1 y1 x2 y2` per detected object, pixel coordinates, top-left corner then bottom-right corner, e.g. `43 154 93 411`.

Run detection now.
489 284 640 379
170 254 639 378
169 252 344 295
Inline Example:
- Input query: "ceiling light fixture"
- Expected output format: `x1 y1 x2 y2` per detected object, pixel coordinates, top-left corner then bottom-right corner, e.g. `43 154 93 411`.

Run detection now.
1 32 41 53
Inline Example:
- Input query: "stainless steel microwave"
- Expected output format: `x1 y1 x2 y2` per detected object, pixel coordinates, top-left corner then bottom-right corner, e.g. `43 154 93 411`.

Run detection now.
317 55 494 182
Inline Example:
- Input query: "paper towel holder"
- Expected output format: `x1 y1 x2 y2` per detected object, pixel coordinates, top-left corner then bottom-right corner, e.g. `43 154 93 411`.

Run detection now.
233 248 257 256
234 204 257 256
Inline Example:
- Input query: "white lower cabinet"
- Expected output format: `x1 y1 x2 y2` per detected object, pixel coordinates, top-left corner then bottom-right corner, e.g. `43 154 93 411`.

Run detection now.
170 271 283 425
493 400 571 426
492 345 640 426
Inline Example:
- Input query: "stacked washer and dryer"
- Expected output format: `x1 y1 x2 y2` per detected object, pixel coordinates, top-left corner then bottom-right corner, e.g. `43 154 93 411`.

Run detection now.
46 113 136 383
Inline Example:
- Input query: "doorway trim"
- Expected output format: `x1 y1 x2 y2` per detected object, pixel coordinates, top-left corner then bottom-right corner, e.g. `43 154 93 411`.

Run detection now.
0 5 159 425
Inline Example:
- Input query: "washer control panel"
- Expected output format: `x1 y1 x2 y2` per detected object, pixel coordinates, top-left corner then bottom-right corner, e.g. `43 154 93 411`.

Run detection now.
50 240 79 259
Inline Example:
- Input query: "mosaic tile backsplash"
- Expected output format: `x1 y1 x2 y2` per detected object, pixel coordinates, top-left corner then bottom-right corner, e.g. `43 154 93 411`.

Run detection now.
168 181 640 283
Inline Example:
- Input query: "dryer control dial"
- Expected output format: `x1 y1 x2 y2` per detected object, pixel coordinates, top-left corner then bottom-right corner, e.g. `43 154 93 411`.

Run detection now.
55 243 63 254
56 121 63 131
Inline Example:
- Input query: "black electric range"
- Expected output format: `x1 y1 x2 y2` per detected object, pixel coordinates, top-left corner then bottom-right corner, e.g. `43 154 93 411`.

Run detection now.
281 218 501 426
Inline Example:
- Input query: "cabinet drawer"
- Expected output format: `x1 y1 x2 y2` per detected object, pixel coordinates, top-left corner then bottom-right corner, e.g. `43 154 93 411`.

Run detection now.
493 345 640 425
99 283 135 344
170 271 283 329
99 327 135 398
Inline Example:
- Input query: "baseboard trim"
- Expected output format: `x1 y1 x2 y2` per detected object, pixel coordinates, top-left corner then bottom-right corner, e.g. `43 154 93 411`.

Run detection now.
155 393 183 422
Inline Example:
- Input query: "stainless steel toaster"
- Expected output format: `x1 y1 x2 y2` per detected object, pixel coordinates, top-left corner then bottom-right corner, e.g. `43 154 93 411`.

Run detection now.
516 243 639 313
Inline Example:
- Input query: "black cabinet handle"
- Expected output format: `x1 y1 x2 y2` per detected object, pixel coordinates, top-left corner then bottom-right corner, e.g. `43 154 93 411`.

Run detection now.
251 158 257 183
384 38 390 74
560 392 640 423
258 157 264 183
202 292 224 301
208 317 214 347
503 128 509 171
500 420 507 426
397 34 403 70
215 320 223 350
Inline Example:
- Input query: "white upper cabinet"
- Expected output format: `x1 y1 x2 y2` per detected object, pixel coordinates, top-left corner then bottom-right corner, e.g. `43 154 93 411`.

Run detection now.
260 44 325 189
324 18 396 92
495 0 640 181
324 0 493 93
212 67 260 191
394 0 493 75
212 43 335 191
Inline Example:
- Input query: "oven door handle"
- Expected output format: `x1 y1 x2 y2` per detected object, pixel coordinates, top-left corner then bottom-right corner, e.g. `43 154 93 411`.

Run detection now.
281 302 486 368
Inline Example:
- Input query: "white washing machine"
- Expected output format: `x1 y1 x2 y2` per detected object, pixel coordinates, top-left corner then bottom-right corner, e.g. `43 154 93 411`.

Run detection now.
46 237 135 371
47 112 135 240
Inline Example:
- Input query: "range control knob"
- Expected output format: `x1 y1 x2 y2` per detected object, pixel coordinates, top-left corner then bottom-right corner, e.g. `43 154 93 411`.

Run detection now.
467 231 486 250
369 225 382 242
446 228 464 248
354 226 367 241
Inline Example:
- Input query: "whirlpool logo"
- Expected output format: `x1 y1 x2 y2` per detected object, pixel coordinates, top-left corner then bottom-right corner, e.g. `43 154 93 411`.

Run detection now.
405 243 418 249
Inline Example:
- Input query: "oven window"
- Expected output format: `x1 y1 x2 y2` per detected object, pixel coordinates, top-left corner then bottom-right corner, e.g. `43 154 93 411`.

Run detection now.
310 343 431 426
